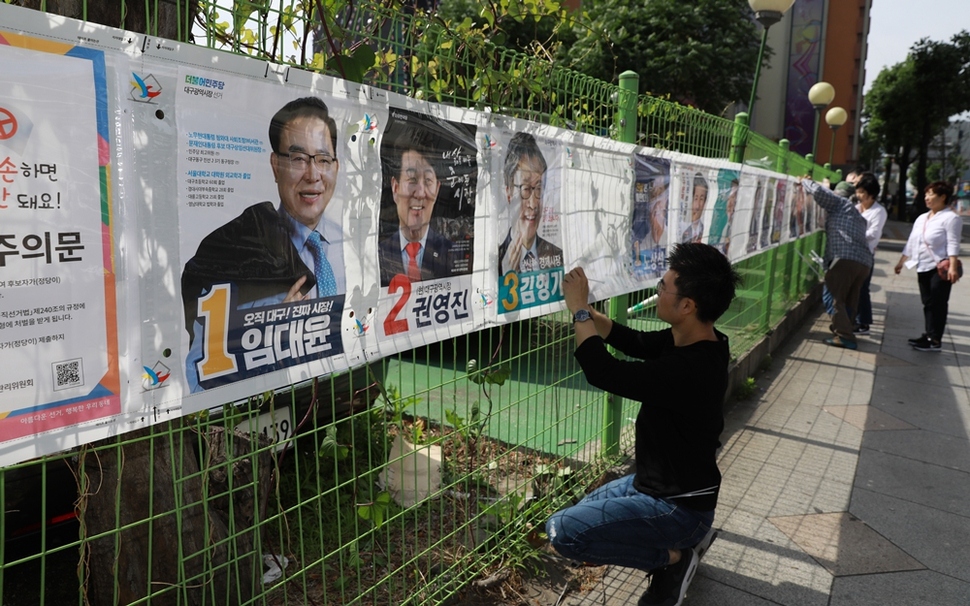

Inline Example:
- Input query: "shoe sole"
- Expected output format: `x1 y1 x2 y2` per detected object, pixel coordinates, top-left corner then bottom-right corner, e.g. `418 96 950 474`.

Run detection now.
912 346 941 352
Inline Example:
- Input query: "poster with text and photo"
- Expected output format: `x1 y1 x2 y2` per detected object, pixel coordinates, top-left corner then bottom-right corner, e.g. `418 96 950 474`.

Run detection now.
770 178 789 245
789 179 809 239
743 173 768 255
673 163 719 246
489 123 565 319
708 169 741 257
175 69 367 400
745 173 768 254
0 42 121 457
630 153 672 281
375 107 478 345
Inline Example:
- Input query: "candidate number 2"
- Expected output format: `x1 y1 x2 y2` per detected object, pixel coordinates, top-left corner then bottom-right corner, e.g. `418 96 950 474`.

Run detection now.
383 274 411 335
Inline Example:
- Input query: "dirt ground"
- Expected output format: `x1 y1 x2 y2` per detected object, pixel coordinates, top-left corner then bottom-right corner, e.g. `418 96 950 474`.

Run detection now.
451 551 607 606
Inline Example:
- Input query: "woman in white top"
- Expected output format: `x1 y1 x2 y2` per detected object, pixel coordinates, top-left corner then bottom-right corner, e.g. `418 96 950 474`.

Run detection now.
894 182 963 351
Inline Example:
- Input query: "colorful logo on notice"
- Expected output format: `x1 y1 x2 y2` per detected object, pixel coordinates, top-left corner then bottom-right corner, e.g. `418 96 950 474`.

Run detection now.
130 73 162 103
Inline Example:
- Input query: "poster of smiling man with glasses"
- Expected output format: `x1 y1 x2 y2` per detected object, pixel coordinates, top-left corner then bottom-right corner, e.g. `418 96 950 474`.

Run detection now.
179 92 348 393
496 130 564 315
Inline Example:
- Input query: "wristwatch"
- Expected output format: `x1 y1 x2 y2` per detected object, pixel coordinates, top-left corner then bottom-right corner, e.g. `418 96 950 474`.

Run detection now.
572 309 592 323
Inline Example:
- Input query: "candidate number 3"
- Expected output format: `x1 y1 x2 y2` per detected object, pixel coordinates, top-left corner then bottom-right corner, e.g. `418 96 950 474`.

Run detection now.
197 284 239 380
501 272 519 311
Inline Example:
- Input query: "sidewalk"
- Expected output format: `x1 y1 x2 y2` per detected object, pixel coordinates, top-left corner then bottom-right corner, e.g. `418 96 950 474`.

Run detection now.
570 220 970 605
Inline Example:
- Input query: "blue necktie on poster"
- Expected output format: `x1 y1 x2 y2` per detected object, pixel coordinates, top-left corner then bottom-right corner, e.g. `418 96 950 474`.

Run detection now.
306 231 337 297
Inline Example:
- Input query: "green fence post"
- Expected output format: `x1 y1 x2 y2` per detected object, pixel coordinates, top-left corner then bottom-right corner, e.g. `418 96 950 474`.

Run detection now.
776 139 789 174
601 70 639 457
760 245 779 333
806 153 814 180
836 169 843 181
730 112 749 164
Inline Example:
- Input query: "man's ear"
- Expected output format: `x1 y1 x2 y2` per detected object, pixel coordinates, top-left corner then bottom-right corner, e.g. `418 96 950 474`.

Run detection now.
678 295 697 317
270 153 281 182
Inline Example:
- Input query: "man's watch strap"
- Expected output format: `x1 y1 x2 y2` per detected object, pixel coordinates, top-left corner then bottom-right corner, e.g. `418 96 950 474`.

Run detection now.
572 309 592 323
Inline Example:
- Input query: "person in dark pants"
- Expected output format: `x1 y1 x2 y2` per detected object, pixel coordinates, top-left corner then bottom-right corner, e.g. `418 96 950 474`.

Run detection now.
804 178 872 349
547 243 741 606
894 181 963 352
851 173 888 335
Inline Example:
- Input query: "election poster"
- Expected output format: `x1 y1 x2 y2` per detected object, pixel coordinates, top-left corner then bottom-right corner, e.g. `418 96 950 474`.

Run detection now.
630 153 672 280
674 163 719 246
489 122 565 319
744 173 768 255
0 41 121 456
789 178 809 239
175 68 362 400
374 106 478 345
770 178 789 245
708 169 740 256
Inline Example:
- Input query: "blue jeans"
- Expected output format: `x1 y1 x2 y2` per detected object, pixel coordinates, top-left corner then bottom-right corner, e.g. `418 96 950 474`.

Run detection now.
546 474 714 571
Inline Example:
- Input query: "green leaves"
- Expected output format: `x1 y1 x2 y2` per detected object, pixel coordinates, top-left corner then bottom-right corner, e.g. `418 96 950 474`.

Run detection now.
320 425 350 461
466 359 511 386
357 491 393 529
327 44 377 84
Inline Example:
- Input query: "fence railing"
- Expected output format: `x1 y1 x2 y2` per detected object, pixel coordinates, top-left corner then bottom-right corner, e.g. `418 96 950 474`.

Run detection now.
1 2 834 604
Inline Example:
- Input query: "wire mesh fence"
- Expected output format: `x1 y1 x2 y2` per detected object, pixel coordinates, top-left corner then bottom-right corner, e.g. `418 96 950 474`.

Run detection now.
2 1 834 604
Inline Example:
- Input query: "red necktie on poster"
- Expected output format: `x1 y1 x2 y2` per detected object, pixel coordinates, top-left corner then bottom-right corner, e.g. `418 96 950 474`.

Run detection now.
405 241 421 282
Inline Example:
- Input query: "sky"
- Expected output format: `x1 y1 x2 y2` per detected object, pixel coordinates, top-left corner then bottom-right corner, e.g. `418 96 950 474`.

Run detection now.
863 0 967 92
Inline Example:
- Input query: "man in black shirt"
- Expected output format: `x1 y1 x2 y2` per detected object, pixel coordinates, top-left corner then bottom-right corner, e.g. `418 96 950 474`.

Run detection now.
547 243 740 606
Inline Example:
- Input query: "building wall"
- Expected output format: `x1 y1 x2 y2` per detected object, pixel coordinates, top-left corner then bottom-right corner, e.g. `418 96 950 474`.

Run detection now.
816 0 871 169
749 0 871 170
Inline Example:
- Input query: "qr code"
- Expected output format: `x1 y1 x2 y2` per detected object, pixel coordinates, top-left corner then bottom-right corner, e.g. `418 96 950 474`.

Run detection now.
52 358 84 391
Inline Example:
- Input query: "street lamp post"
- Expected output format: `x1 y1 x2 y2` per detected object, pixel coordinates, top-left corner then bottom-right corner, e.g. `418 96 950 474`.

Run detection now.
825 106 847 165
747 0 796 117
808 81 835 158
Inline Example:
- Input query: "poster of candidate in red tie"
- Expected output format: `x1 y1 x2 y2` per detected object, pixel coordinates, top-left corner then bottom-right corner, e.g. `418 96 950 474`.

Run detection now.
375 107 477 342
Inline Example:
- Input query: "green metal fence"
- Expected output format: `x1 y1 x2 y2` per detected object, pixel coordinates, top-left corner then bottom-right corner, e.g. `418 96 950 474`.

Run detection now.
1 1 834 604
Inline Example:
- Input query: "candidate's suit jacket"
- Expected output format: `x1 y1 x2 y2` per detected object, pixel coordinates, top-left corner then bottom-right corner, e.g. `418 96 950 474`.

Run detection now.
498 232 563 274
378 228 456 286
181 201 314 341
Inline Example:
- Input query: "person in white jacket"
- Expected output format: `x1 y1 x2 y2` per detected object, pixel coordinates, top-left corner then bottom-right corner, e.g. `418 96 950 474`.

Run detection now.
894 181 963 352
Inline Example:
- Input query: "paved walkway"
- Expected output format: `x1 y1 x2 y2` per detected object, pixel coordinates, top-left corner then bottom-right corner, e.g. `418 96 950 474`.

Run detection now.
569 220 970 605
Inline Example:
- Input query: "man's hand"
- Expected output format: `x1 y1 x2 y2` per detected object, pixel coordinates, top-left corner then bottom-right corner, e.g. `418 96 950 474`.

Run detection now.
501 224 525 274
894 257 905 275
563 267 590 314
283 275 309 302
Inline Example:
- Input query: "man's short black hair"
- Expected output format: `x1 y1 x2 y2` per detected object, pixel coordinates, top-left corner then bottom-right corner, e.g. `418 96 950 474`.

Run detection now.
269 97 338 159
669 243 742 323
383 125 441 181
503 132 547 189
855 172 880 199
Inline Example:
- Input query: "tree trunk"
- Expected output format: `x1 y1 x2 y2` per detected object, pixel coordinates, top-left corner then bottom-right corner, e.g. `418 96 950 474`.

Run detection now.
881 154 893 207
896 144 913 221
913 118 933 220
77 421 273 605
11 0 199 41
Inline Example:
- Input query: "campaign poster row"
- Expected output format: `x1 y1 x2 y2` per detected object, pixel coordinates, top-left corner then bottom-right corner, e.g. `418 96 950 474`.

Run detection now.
0 9 821 465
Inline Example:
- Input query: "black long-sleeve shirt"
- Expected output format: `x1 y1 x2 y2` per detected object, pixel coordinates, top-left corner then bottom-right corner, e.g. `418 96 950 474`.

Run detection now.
574 324 729 512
